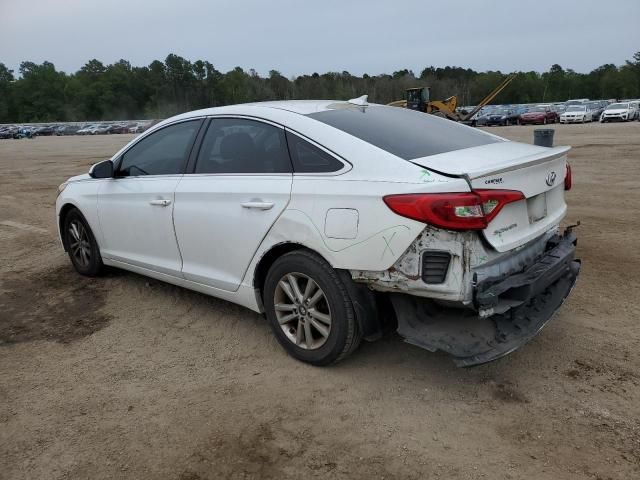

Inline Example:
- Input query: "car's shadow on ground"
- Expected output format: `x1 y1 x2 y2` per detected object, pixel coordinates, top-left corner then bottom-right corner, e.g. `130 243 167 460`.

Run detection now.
29 263 540 397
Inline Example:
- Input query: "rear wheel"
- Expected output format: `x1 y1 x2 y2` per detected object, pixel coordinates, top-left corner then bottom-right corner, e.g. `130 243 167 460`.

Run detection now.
63 208 103 276
263 250 361 366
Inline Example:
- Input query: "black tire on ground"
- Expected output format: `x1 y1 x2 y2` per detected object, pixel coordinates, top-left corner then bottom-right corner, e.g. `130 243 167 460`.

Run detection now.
263 250 361 366
63 208 104 276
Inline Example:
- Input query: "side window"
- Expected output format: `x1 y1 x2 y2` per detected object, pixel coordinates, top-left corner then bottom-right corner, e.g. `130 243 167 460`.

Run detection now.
117 120 200 177
195 118 291 174
285 131 344 173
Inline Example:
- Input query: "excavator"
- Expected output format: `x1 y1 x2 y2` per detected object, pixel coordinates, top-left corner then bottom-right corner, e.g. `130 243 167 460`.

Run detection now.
387 74 517 124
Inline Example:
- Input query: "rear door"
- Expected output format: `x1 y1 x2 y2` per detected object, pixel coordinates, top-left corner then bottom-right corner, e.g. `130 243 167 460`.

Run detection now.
97 119 202 275
173 117 293 291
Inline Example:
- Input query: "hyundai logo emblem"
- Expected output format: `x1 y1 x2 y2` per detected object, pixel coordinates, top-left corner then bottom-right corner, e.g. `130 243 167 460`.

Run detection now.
545 171 557 186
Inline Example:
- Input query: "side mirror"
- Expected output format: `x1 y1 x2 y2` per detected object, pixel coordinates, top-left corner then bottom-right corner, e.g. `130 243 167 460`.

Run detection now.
89 160 114 179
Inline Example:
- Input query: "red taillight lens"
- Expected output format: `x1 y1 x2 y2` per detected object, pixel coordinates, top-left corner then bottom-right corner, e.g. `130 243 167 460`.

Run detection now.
383 190 524 231
564 163 572 191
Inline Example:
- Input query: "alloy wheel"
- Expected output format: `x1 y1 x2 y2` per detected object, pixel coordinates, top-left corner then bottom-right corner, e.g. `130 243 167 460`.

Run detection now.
68 220 91 268
274 272 332 350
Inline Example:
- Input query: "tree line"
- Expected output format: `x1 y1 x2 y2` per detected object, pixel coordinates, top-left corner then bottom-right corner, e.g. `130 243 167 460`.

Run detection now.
0 52 639 123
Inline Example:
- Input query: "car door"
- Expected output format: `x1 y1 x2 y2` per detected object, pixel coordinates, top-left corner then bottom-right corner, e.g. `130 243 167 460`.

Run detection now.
173 117 293 291
97 119 203 276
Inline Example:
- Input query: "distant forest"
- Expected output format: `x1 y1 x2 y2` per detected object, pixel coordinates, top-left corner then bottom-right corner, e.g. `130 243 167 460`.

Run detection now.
1 51 639 123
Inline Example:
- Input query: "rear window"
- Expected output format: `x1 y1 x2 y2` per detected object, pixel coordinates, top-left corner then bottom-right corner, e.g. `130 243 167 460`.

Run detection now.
307 105 501 160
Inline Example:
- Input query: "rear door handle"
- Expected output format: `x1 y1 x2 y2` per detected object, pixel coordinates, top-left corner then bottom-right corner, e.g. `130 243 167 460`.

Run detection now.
149 199 171 207
241 201 274 210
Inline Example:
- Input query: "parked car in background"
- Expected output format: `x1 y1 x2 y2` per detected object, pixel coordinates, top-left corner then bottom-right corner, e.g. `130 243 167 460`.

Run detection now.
519 105 558 125
56 125 81 136
0 127 14 139
600 102 634 122
77 124 97 135
560 105 592 124
13 126 35 139
588 102 605 121
566 99 590 106
92 124 110 135
56 99 580 367
107 124 129 134
630 101 640 120
128 123 147 133
34 125 56 136
483 107 517 126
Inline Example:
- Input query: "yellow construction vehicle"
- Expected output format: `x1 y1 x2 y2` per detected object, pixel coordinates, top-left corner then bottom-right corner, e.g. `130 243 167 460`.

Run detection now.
388 74 517 123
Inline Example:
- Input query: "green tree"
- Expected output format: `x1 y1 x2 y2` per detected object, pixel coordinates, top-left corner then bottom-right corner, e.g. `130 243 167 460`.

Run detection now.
0 63 15 122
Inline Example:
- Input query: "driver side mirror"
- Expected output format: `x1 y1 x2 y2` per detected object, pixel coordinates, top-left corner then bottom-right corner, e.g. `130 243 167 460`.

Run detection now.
89 160 114 179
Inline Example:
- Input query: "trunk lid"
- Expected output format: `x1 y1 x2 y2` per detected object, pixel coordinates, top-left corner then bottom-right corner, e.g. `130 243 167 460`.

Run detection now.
411 142 570 252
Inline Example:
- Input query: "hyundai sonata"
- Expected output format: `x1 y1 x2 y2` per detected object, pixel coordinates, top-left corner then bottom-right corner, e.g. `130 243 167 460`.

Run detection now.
56 98 580 366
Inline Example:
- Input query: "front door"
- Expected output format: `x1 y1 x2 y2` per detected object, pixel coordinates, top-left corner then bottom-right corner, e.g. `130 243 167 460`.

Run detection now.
97 119 202 276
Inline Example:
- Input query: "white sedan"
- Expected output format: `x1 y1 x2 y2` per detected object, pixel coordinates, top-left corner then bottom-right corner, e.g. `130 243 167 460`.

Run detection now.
56 99 581 366
600 102 635 122
559 105 592 124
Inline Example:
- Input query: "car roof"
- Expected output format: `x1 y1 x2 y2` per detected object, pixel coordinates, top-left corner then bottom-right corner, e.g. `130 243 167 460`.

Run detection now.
171 100 361 120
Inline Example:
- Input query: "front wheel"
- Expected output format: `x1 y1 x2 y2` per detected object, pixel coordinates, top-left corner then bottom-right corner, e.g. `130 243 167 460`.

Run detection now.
63 208 104 276
263 250 361 366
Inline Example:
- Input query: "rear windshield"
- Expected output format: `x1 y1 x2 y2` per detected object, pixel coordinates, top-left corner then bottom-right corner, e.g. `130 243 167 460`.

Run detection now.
307 105 501 160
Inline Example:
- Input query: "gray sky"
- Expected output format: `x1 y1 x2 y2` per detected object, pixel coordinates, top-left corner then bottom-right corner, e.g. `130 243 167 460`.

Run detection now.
1 0 639 76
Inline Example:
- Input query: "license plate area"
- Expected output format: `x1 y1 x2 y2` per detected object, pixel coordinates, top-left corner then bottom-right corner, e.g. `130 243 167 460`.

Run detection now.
527 192 547 223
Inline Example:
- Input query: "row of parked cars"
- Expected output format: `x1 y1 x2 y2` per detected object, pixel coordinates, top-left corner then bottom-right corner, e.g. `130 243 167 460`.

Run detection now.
468 99 640 127
0 121 151 140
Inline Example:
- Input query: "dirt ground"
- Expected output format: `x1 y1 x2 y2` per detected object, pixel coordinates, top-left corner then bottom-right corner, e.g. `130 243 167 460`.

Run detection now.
1 122 639 480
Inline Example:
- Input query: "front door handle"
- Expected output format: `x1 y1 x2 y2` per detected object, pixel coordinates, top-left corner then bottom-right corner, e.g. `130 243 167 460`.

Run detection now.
241 201 274 210
149 199 171 207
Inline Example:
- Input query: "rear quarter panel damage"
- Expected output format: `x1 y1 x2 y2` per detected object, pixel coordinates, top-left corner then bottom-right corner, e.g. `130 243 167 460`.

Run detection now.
351 227 494 303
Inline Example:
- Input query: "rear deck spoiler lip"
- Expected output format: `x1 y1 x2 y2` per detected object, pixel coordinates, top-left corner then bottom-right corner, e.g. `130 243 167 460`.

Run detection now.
410 144 571 181
465 145 571 180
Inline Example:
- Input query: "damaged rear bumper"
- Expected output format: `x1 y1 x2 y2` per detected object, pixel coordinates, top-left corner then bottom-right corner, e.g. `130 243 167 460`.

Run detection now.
390 230 581 367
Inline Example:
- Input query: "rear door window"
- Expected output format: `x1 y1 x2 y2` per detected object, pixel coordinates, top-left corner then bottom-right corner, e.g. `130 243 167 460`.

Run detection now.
195 118 292 174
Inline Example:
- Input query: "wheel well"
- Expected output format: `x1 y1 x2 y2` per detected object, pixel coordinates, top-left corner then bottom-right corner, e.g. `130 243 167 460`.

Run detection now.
58 203 78 250
252 243 389 341
253 242 309 297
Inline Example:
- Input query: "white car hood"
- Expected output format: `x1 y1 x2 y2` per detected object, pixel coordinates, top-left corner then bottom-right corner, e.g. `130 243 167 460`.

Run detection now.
604 108 629 114
68 173 91 183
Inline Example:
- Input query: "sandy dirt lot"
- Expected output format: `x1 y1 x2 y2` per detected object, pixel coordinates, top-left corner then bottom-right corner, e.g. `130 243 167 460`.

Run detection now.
1 122 639 480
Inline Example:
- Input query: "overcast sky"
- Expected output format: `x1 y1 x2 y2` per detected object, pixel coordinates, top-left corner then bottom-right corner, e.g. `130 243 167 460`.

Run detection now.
1 0 639 77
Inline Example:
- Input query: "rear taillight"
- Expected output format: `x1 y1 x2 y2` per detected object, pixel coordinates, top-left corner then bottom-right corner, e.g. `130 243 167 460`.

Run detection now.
565 163 572 191
383 190 524 231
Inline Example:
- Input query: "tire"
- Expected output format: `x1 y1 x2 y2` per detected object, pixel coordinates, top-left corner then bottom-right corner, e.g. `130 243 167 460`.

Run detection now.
263 250 361 366
63 208 104 276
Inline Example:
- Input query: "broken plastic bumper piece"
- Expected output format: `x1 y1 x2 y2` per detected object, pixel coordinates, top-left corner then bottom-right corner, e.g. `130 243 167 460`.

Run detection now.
390 230 581 367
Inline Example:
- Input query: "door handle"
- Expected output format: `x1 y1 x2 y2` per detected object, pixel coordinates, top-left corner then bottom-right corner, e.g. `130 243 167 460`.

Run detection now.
149 199 171 207
241 201 274 210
